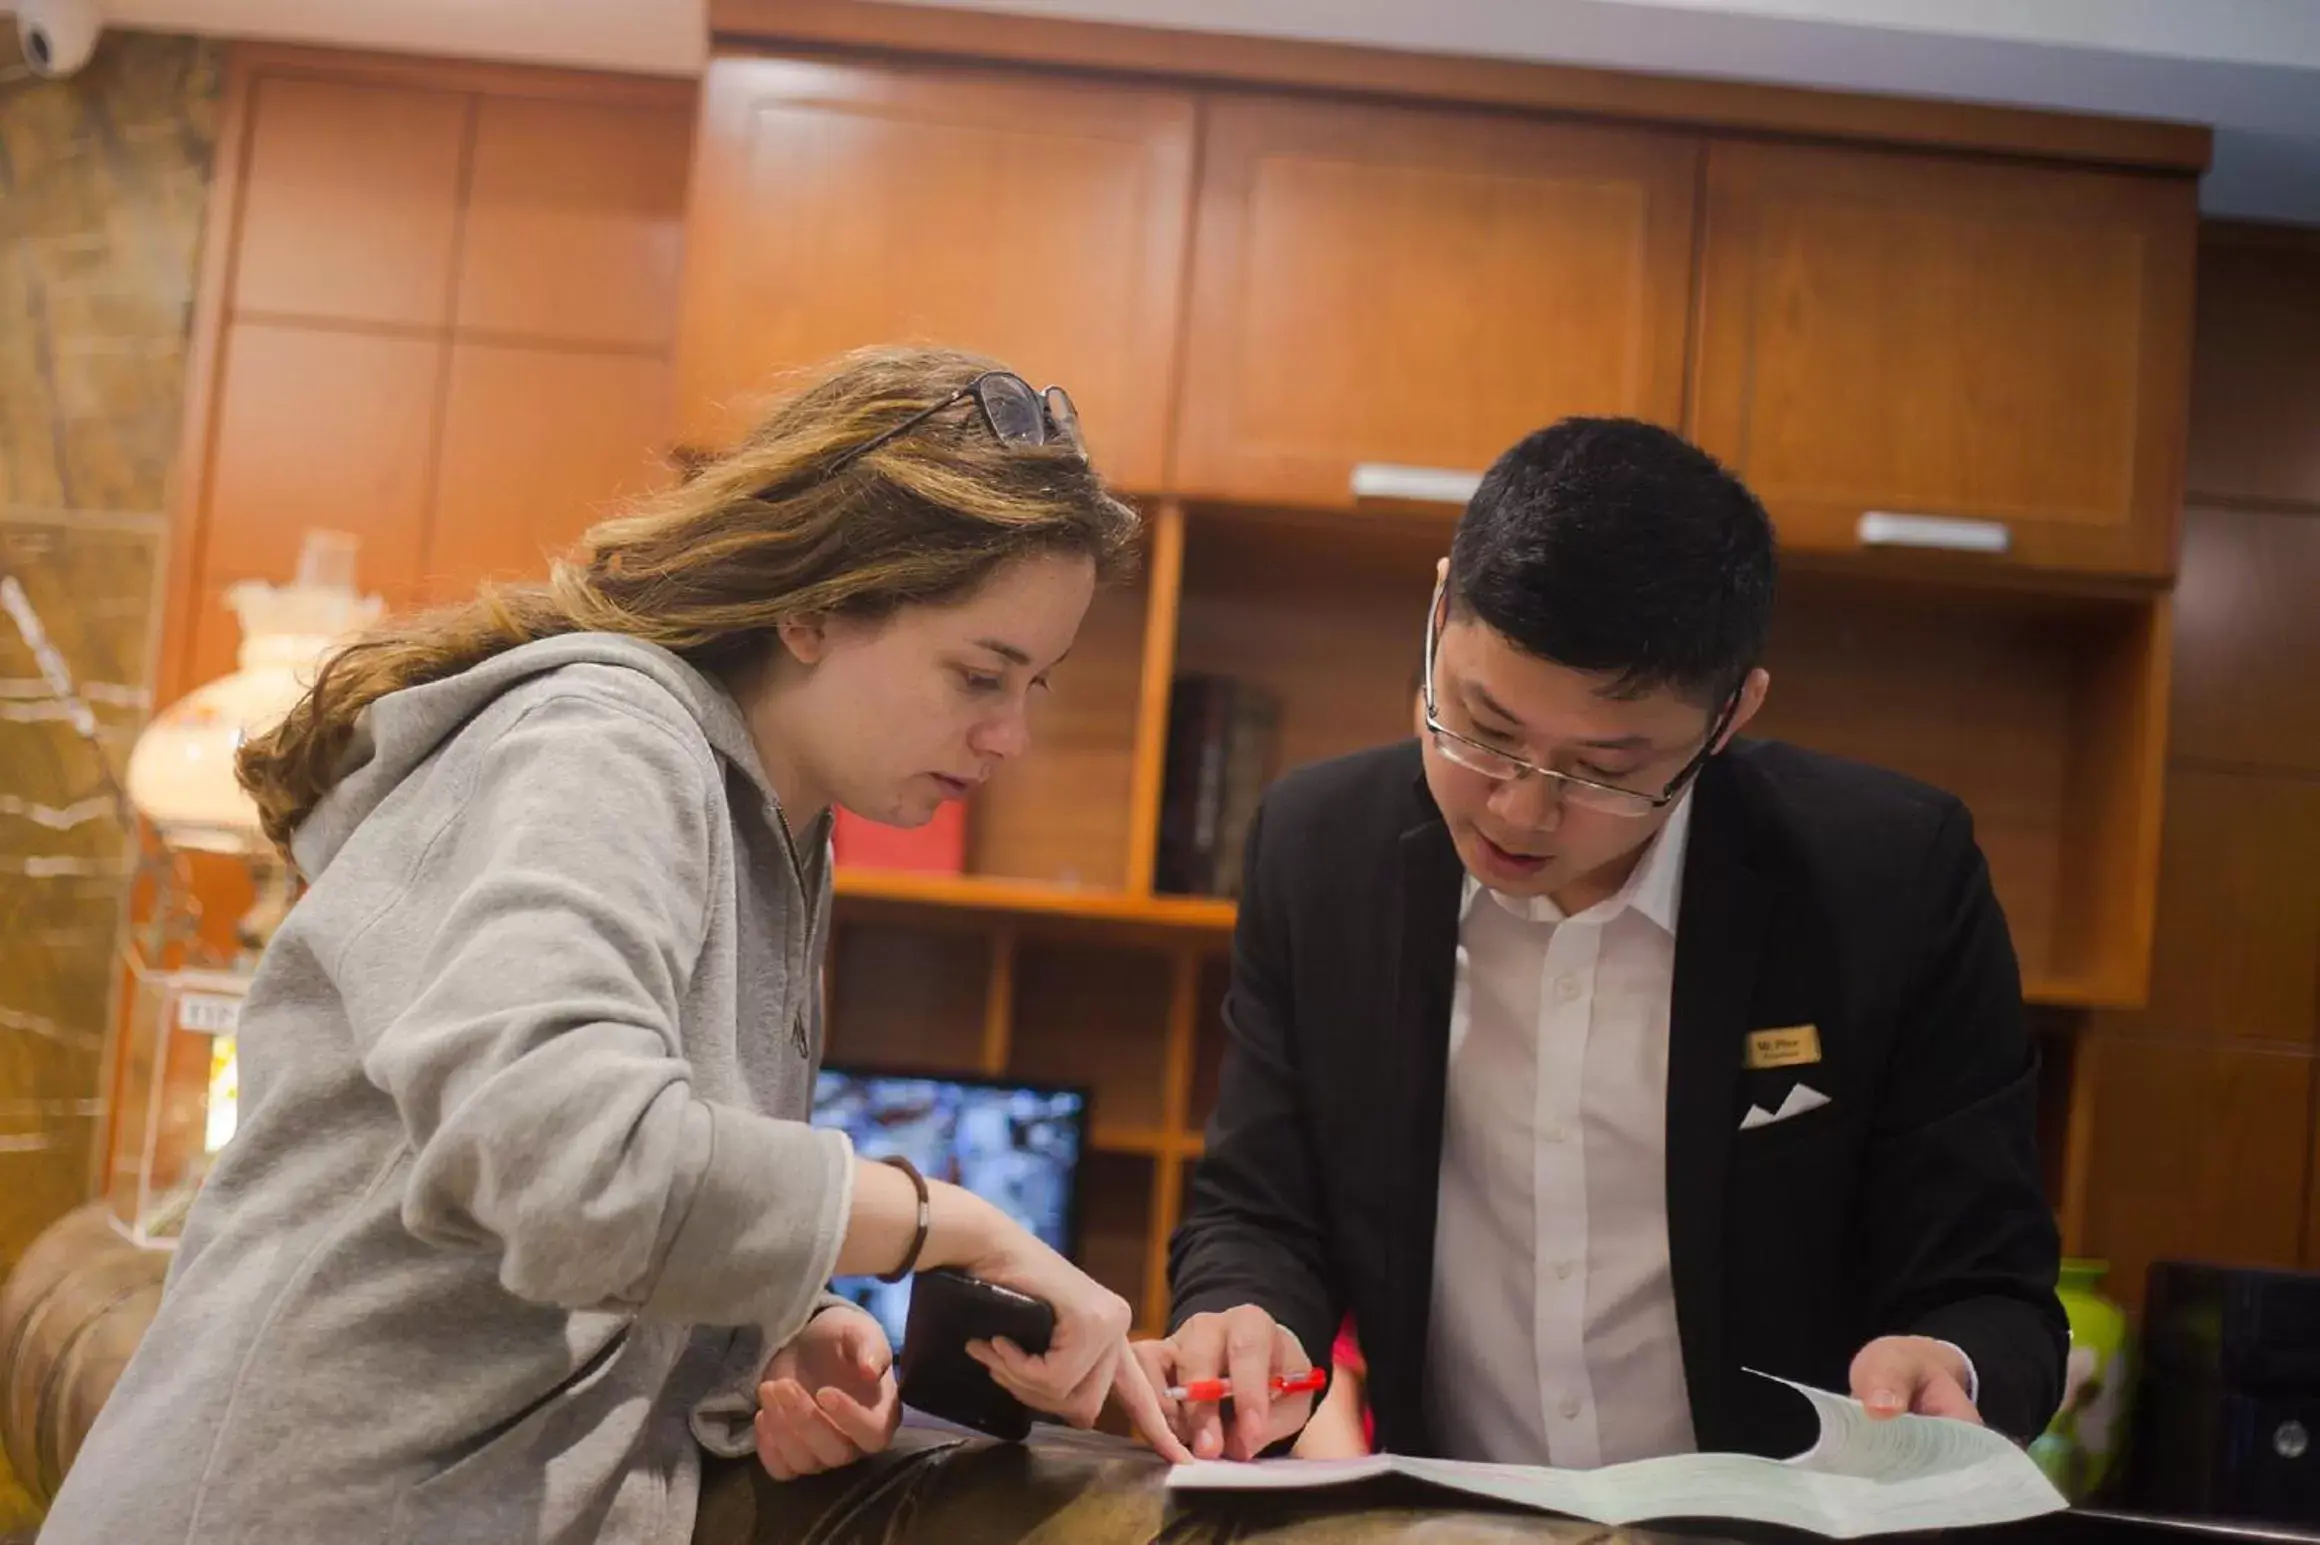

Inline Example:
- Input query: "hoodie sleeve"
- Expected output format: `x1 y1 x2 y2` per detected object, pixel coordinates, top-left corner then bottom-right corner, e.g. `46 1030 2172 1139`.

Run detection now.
331 685 852 1343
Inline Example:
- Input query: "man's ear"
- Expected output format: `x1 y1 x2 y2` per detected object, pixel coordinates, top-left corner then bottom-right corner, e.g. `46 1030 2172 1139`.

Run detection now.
775 612 830 667
1720 667 1772 749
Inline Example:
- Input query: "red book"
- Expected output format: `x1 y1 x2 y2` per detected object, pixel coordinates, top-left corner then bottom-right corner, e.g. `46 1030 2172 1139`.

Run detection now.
832 801 967 875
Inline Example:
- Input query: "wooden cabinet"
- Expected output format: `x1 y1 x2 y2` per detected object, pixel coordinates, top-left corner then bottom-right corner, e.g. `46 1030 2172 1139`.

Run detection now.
164 53 697 987
658 53 2195 1011
455 95 695 349
1691 141 2196 578
164 32 2238 1338
182 73 696 700
199 322 442 613
2073 1033 2312 1311
230 78 469 327
1174 96 1699 509
673 57 1195 489
423 347 675 598
2170 505 2320 771
2102 765 2320 1044
1750 569 2168 1007
1174 511 1436 778
2186 228 2320 508
2059 229 2320 1291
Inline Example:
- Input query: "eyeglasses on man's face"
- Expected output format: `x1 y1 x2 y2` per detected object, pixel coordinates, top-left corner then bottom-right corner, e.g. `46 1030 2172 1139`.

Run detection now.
1419 576 1738 819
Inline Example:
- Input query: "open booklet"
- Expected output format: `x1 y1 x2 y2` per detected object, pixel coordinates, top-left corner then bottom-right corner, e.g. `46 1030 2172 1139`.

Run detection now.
1166 1374 2067 1539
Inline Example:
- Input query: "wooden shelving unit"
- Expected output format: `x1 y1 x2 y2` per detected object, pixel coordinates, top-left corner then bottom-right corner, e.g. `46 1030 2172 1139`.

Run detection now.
670 44 2193 1333
825 853 1231 1332
148 32 2207 1354
826 501 2176 1331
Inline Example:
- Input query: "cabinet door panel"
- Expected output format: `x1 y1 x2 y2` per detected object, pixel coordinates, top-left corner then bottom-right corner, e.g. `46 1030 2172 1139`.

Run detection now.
676 57 1193 489
425 345 674 596
1692 141 2195 577
456 95 694 348
231 78 468 327
201 324 440 596
1176 95 1698 507
2075 1035 2311 1312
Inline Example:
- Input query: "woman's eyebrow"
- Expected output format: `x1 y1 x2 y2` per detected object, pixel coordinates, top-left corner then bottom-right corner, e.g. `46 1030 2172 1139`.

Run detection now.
971 637 1032 666
971 637 1073 671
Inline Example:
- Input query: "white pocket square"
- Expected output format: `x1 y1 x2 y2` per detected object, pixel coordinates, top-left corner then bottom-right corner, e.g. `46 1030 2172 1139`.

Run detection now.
1739 1083 1831 1131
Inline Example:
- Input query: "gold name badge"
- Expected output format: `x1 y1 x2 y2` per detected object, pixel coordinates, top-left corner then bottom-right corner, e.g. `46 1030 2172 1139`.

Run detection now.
1746 1024 1822 1070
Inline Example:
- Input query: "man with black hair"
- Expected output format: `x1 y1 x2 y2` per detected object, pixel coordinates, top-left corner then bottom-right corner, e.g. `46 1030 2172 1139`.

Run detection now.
1140 418 2064 1469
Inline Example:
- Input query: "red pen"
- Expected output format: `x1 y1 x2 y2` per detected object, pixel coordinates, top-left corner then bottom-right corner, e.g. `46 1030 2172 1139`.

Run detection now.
1165 1367 1327 1403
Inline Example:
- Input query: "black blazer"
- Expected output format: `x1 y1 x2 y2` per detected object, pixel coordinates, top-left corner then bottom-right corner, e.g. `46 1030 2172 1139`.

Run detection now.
1168 737 2065 1457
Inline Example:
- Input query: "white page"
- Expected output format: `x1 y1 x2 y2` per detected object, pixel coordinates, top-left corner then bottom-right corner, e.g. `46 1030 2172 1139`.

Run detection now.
1167 1374 2066 1539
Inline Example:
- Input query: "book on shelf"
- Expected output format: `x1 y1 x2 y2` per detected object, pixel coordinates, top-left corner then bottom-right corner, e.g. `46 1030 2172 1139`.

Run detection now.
833 800 967 876
1156 674 1281 898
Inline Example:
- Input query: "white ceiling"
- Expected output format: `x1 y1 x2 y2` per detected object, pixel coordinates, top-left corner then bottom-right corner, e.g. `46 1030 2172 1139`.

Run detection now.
915 0 2320 224
51 0 711 77
40 0 2320 223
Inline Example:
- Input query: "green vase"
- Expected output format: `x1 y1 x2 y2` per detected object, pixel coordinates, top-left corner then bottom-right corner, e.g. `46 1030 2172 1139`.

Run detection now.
2030 1259 2134 1502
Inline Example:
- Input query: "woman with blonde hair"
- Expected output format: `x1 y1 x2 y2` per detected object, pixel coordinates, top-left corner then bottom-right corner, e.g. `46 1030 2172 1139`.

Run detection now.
43 346 1190 1545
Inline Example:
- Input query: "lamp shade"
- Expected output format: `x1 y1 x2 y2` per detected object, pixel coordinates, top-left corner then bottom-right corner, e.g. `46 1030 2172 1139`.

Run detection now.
126 531 382 855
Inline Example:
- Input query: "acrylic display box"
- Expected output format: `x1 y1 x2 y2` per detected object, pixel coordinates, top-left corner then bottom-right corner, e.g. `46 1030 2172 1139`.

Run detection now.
104 955 249 1248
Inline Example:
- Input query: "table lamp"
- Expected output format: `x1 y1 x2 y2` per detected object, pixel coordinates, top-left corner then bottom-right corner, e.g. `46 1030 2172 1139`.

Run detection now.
106 528 381 1245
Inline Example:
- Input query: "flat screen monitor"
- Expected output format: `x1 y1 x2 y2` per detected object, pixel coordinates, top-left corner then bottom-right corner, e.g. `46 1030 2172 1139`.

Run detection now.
810 1064 1090 1352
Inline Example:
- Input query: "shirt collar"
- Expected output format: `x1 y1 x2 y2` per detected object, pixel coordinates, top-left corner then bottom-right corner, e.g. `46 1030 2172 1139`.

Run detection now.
1461 790 1694 934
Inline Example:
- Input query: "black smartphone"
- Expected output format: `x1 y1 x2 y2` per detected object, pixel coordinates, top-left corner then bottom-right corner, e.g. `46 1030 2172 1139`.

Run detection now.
895 1267 1057 1441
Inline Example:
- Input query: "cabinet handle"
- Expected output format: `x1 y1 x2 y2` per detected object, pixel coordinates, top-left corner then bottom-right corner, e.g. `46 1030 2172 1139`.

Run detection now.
1350 463 1484 505
1855 511 2011 555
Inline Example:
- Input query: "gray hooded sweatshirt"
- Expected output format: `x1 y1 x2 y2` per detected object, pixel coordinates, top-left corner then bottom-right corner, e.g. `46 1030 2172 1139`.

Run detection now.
41 633 856 1545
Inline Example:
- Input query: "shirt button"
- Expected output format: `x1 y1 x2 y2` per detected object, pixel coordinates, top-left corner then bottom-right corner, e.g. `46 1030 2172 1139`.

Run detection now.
1560 1395 1584 1421
1554 1260 1577 1282
1554 974 1582 1001
1542 1124 1569 1144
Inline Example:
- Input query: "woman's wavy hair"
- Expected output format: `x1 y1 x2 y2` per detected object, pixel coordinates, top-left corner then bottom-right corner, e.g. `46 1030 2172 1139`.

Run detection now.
237 345 1140 859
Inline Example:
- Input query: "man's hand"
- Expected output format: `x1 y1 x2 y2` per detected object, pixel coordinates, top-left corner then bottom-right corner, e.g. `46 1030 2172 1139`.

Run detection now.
754 1303 902 1481
1850 1335 1981 1425
1132 1305 1316 1461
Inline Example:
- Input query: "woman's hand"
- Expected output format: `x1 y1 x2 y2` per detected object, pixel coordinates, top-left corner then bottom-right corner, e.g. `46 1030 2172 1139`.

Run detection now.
831 1163 1190 1461
958 1222 1194 1463
754 1303 901 1482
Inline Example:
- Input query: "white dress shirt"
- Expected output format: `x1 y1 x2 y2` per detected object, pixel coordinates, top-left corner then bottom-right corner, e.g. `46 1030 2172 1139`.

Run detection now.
1423 794 1697 1468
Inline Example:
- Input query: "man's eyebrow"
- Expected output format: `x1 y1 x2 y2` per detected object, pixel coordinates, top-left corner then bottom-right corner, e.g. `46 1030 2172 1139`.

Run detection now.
1466 681 1527 730
1466 680 1651 751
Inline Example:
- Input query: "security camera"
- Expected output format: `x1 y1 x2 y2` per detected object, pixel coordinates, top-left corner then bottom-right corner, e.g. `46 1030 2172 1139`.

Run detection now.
17 0 103 79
